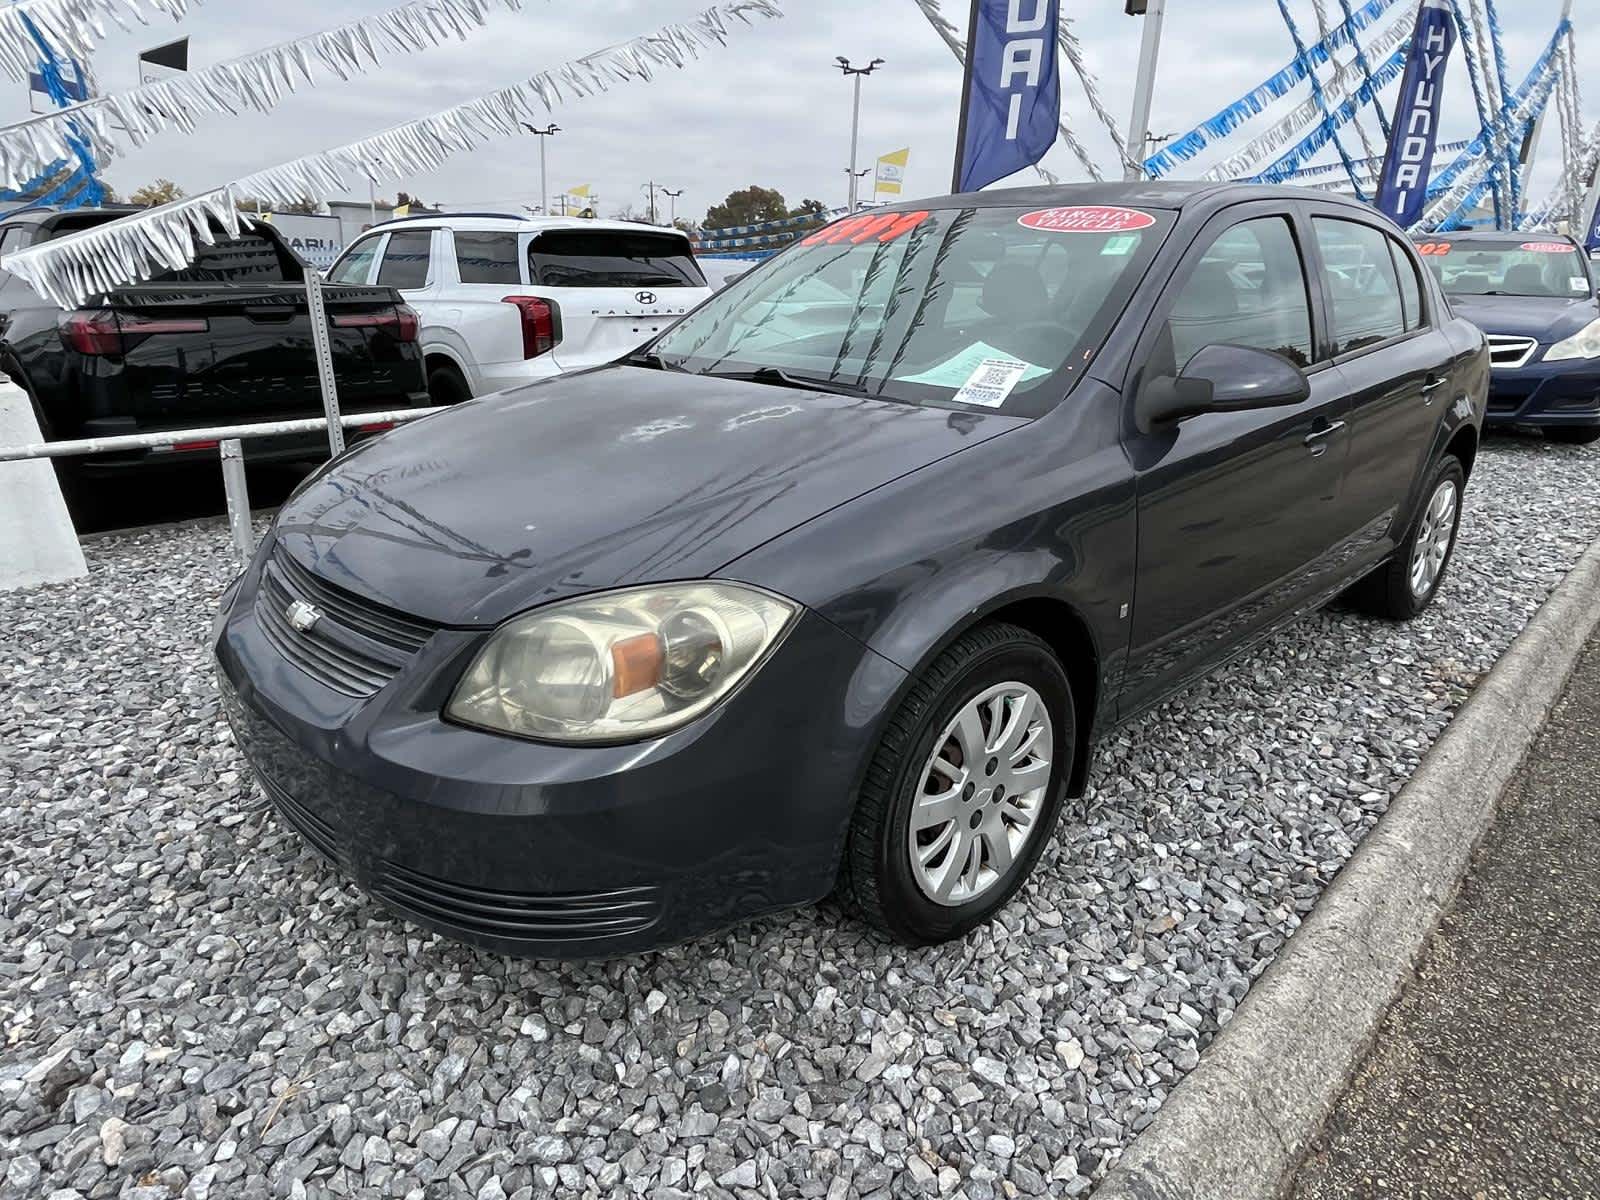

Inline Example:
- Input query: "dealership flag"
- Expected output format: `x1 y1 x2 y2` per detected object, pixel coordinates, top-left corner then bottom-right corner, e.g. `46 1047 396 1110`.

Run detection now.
1374 0 1456 228
874 147 910 196
952 0 1061 193
138 37 188 84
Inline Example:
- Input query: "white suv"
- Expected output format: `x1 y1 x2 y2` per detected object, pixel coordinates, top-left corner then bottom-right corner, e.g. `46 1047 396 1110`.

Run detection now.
326 213 712 404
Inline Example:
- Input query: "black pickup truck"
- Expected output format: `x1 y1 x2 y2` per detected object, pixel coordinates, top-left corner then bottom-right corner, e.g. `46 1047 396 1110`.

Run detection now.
0 207 429 508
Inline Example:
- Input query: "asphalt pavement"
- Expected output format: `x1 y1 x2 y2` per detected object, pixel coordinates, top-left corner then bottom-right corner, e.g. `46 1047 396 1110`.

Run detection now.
1291 633 1600 1199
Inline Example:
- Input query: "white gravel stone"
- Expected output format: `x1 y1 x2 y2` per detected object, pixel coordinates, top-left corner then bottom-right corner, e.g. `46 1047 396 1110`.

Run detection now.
3 439 1595 1196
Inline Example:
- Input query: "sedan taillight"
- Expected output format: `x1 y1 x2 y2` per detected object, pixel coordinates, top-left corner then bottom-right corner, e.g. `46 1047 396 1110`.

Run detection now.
59 310 208 355
502 296 561 359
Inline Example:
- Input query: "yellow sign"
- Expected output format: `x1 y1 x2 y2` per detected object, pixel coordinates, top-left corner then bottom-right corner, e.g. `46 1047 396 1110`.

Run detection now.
874 148 910 196
569 184 592 199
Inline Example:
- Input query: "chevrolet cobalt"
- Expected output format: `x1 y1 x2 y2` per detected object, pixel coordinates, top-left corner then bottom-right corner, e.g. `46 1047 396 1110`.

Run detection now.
216 184 1487 957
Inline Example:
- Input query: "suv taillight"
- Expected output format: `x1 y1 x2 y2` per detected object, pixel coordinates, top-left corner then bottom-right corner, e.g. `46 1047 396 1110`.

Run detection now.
502 296 561 359
58 310 208 355
331 304 419 342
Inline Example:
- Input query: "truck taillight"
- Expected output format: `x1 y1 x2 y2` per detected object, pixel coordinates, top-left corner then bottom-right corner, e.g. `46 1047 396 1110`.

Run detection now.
502 296 561 359
59 310 208 355
332 305 419 342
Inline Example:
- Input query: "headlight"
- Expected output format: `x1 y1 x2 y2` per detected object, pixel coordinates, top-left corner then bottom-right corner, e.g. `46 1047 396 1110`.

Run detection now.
446 583 797 742
1545 319 1600 361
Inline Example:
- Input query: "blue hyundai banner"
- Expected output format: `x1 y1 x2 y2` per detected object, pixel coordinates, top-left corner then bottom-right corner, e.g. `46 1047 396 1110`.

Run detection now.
1585 193 1600 256
952 0 1061 193
1374 0 1456 227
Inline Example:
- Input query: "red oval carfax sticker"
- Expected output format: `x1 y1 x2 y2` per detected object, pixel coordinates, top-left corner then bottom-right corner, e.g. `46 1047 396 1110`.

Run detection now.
1520 241 1572 253
1018 206 1157 234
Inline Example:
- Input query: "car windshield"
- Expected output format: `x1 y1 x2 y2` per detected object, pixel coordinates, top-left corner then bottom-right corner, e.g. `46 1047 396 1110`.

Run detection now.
649 204 1170 414
1421 239 1592 298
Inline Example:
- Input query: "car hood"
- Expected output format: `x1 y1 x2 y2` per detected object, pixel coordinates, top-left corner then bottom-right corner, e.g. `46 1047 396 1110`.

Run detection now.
271 365 1025 626
1447 293 1600 343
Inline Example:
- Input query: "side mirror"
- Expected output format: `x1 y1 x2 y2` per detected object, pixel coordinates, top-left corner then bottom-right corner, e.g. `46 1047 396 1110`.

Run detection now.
1136 343 1311 434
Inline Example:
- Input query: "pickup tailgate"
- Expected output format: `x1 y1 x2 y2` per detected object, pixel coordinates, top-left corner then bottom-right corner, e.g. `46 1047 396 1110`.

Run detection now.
86 282 425 426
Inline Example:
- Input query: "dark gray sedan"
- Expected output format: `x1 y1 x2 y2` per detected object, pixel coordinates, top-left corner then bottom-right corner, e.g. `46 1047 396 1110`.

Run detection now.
216 182 1487 957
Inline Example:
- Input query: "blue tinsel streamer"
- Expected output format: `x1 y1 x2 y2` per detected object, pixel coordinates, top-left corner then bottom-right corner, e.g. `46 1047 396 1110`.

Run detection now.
1274 0 1368 198
1142 0 1400 178
1251 47 1407 183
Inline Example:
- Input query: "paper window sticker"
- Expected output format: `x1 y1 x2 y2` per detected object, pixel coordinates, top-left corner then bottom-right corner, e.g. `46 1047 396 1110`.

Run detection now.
951 358 1029 408
896 341 1049 387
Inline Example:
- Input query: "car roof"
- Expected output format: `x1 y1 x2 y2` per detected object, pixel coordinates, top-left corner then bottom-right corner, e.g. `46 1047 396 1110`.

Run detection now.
363 212 690 237
866 180 1384 219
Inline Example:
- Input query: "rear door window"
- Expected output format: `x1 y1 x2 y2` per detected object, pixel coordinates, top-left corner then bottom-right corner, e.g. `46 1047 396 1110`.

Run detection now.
452 231 522 284
1313 218 1407 354
528 230 706 288
377 230 433 289
328 235 381 284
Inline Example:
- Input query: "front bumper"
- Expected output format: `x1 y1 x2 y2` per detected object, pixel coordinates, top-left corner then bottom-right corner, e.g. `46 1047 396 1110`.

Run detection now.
1485 354 1600 429
214 545 905 958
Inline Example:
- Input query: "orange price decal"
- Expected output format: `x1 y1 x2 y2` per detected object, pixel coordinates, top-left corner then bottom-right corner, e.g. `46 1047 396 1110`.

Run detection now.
1415 242 1453 256
801 210 931 246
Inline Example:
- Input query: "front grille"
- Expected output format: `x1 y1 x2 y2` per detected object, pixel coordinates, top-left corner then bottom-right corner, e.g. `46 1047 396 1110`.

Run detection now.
254 547 438 698
370 859 663 944
1487 334 1537 369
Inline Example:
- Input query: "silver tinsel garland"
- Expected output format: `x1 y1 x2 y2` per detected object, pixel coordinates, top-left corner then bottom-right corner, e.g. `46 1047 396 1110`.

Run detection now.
1419 64 1558 229
0 0 524 192
0 0 193 84
1199 10 1410 182
2 1 783 308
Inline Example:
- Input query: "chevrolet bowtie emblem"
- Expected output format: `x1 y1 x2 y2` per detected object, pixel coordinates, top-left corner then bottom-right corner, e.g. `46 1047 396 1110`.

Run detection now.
284 599 323 633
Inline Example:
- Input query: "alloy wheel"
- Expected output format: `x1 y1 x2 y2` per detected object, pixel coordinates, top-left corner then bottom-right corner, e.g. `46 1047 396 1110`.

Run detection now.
1409 478 1458 599
907 682 1054 907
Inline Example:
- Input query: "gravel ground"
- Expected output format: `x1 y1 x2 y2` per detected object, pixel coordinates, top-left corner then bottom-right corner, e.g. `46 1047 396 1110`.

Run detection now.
3 436 1597 1200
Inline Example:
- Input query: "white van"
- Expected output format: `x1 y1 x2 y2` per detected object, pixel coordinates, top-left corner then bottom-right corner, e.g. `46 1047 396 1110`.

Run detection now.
326 213 712 404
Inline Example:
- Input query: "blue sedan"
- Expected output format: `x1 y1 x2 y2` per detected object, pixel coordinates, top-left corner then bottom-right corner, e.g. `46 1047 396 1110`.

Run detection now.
1417 232 1600 444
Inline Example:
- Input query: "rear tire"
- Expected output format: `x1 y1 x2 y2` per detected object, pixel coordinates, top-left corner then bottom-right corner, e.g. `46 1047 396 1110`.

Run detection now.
1544 426 1600 446
427 363 472 406
837 623 1075 945
1346 456 1465 621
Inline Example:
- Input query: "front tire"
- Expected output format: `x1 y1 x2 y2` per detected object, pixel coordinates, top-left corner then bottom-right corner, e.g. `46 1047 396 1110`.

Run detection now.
1544 426 1600 446
838 623 1075 945
1347 455 1465 621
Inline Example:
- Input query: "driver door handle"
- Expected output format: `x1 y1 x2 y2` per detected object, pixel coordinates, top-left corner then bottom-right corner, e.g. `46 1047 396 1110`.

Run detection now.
1421 375 1448 403
1303 420 1346 448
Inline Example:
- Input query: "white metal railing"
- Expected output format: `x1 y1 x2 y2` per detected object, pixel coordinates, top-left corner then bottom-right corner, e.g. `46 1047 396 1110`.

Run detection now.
0 406 444 563
0 272 445 567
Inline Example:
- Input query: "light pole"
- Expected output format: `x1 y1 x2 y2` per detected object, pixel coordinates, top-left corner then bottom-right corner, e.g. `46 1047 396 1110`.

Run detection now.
642 181 661 224
1122 0 1166 181
521 123 560 217
836 56 884 214
662 187 684 225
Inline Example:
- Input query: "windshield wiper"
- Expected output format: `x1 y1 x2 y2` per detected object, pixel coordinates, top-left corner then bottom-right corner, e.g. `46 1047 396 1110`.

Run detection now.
715 365 874 397
626 350 687 372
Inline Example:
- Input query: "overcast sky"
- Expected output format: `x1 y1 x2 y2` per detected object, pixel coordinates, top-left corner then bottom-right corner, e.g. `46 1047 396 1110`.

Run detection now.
1 0 1588 222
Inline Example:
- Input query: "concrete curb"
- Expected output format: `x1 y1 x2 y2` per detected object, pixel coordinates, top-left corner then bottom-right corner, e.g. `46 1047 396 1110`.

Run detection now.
1093 532 1600 1200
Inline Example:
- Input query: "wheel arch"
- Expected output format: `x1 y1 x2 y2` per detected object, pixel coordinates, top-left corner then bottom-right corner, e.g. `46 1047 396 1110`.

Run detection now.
864 589 1104 800
1444 422 1478 478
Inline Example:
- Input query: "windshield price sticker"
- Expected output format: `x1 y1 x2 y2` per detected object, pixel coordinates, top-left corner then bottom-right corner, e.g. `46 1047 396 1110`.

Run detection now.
1520 242 1572 254
1415 242 1452 256
953 357 1030 408
1018 206 1156 234
801 210 931 246
1572 277 1590 292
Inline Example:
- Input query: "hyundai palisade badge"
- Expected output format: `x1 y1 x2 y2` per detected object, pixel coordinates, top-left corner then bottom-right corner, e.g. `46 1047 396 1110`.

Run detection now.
284 599 322 634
